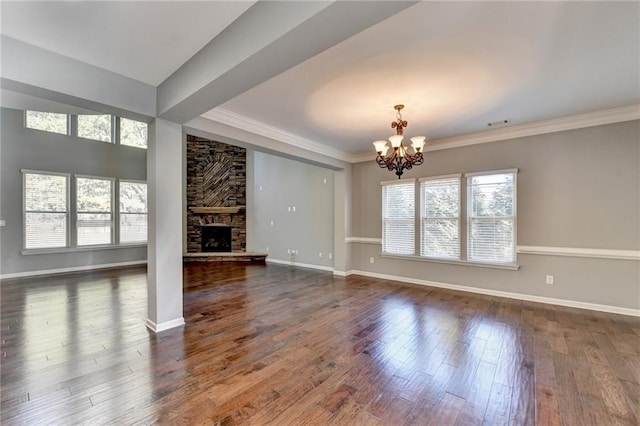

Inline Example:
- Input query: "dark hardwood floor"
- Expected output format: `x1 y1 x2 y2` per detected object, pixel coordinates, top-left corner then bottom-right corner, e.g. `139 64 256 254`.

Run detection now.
1 262 639 425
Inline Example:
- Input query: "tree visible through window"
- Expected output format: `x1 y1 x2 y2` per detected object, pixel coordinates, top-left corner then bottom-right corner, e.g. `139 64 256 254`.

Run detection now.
420 176 460 259
78 114 112 142
119 181 147 243
76 177 113 246
120 118 148 148
25 111 68 135
467 172 515 263
381 170 517 265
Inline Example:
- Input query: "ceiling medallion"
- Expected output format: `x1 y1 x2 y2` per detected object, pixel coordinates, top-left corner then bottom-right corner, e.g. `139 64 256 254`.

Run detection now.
372 104 426 179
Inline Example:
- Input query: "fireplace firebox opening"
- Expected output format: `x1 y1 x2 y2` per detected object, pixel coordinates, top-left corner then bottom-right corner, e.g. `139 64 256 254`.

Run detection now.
201 225 232 252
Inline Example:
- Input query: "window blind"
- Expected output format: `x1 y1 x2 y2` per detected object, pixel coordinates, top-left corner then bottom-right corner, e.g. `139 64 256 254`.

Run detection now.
420 177 460 259
24 172 69 249
76 177 113 246
467 172 515 263
119 181 147 243
382 180 415 255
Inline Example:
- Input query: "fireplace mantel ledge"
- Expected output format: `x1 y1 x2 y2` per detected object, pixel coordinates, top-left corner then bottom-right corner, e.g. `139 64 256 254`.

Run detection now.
190 206 245 214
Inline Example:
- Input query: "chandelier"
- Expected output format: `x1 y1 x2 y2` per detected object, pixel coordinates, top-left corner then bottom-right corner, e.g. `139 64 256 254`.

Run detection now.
373 104 426 178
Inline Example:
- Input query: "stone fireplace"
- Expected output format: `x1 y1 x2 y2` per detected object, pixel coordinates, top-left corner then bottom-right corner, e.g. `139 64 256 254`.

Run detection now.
186 135 247 254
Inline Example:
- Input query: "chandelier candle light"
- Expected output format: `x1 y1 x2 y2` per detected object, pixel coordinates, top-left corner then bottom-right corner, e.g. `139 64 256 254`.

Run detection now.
373 104 426 178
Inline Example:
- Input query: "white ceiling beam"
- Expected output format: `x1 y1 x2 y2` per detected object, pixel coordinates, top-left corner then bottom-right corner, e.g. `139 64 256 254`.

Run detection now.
184 116 348 171
157 1 418 124
1 36 156 121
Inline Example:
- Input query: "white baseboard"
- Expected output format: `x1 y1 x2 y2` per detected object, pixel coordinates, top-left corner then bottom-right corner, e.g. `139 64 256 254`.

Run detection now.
266 258 334 272
145 317 185 333
349 270 640 317
333 270 355 277
0 260 147 280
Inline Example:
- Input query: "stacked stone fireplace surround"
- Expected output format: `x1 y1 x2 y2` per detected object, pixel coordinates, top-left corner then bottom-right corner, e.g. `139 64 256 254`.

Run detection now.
186 135 264 261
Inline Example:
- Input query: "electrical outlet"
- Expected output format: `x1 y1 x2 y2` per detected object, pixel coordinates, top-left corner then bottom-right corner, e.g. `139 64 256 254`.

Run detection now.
319 252 323 258
0 219 5 227
287 206 291 212
270 220 274 226
266 246 269 252
323 178 327 184
259 185 263 191
328 253 332 260
287 249 291 254
369 257 375 264
292 206 296 212
546 275 554 285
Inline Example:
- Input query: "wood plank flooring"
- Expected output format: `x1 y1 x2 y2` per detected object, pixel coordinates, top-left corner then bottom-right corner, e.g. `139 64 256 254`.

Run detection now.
1 262 639 425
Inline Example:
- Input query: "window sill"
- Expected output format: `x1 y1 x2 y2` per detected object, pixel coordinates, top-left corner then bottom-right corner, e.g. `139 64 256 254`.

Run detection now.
379 253 520 270
22 244 147 256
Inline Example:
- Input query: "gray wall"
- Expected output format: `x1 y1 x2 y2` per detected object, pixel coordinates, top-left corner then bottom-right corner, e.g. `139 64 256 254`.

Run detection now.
249 151 334 268
0 107 147 276
350 120 640 310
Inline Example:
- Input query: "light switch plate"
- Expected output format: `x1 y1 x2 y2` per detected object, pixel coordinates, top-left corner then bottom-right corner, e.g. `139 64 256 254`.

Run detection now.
0 219 5 227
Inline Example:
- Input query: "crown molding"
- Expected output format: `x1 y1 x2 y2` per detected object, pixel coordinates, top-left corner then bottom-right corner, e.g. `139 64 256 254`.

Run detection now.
201 108 352 163
351 104 640 163
202 104 640 165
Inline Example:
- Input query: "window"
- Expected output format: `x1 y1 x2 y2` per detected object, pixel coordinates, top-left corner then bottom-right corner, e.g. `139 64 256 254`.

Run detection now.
23 110 147 149
467 171 516 263
420 175 460 259
76 177 113 246
381 179 415 255
381 170 517 266
23 171 69 249
119 181 147 243
78 114 112 142
120 118 148 149
25 111 68 135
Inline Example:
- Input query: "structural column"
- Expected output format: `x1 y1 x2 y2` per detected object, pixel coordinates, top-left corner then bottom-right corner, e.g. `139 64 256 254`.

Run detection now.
146 118 185 332
333 167 353 276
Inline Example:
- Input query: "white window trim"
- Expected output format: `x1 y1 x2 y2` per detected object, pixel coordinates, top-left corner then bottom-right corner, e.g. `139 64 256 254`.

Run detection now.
21 171 147 255
76 113 115 144
464 168 519 178
119 117 149 150
24 110 71 135
22 169 71 251
380 169 519 269
21 244 146 256
380 253 519 270
418 173 462 182
380 177 416 186
466 169 518 264
23 109 148 149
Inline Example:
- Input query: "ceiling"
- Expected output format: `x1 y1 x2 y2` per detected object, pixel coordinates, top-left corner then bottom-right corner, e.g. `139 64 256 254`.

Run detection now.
2 1 639 158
